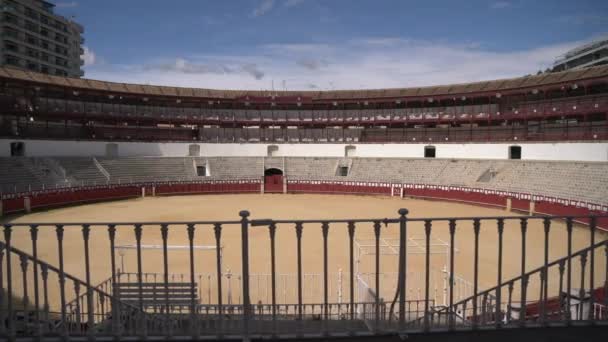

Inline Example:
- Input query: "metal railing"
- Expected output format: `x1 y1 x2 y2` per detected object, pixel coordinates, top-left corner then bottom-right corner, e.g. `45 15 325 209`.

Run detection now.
1 210 607 340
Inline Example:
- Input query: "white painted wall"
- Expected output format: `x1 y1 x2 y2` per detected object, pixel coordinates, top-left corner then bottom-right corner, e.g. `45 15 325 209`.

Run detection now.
1 139 607 162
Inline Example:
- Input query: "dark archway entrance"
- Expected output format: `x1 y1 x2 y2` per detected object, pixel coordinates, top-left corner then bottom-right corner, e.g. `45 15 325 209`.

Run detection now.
264 168 283 193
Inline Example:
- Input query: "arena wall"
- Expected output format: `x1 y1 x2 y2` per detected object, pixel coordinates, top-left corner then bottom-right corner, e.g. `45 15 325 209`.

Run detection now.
2 139 607 161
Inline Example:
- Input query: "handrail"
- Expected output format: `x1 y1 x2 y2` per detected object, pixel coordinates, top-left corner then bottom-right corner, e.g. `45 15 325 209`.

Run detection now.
411 238 608 324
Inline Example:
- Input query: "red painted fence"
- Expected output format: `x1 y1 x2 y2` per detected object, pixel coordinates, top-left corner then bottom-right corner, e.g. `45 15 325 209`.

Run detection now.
2 179 606 231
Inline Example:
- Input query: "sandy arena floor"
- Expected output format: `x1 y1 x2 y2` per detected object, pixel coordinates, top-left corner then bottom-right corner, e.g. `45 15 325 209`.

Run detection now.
2 194 606 310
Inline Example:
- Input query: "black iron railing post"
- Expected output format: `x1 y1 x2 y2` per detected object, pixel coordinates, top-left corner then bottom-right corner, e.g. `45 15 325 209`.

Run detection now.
472 219 480 329
108 224 121 337
186 223 198 339
213 223 224 339
373 220 382 332
566 218 573 324
3 225 14 339
519 218 528 327
0 244 4 337
322 221 330 335
347 221 356 326
295 221 304 336
133 224 146 338
160 223 171 337
496 218 504 328
588 217 595 322
541 218 551 325
56 224 68 338
82 224 95 339
423 219 432 332
398 208 409 331
268 222 277 337
448 219 456 331
19 254 30 335
239 210 251 340
29 224 41 338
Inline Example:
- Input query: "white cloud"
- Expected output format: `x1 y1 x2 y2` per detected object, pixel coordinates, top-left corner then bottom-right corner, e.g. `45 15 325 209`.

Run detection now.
490 1 511 9
81 46 96 67
55 1 78 8
252 0 275 17
84 37 591 91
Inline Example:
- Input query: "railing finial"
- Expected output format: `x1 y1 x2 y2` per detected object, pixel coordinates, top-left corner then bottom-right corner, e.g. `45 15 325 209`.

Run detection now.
239 210 250 218
398 208 409 216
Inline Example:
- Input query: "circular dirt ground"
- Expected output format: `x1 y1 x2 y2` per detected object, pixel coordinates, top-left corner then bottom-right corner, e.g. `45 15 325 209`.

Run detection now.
3 194 606 309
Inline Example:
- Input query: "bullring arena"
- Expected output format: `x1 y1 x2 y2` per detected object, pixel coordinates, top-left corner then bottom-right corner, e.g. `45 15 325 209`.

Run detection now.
0 65 607 340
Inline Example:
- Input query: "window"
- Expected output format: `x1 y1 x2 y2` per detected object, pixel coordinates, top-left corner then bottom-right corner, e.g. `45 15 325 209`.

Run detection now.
26 61 38 71
105 143 118 158
4 41 19 52
196 166 207 177
338 166 349 177
10 142 25 157
509 145 521 160
188 144 200 156
345 145 356 157
424 145 436 158
26 35 38 45
267 145 279 157
5 55 20 66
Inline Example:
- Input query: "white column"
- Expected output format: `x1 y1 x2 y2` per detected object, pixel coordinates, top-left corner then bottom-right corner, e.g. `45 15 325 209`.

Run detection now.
152 186 156 197
24 197 31 213
506 198 512 212
283 177 287 194
529 201 535 215
141 187 146 198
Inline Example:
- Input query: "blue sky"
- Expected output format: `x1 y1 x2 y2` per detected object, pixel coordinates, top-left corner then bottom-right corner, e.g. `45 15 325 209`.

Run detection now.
54 0 608 90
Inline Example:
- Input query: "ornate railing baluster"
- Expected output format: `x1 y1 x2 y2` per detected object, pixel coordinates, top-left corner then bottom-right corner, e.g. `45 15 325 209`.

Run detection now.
76 281 85 334
424 219 432 332
368 221 379 332
566 217 573 323
29 224 41 337
0 244 5 336
213 223 223 339
56 224 68 338
588 217 596 321
133 223 146 338
41 264 50 328
81 224 95 338
268 222 278 337
108 224 121 337
347 221 356 326
19 254 30 335
187 223 198 339
472 219 480 329
496 218 504 328
579 251 587 320
239 211 251 340
398 209 409 331
519 218 528 327
160 223 171 338
449 219 456 330
604 242 608 319
558 260 565 320
3 225 15 338
541 218 551 325
322 222 330 335
506 281 514 324
295 221 304 335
